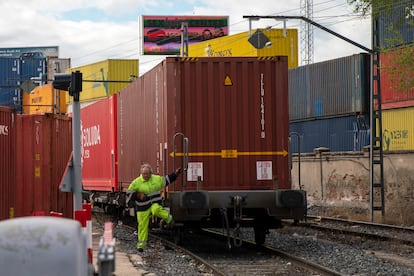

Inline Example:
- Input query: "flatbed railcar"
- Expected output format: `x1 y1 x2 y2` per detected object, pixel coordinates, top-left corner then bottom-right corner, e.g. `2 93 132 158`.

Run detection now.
81 56 306 245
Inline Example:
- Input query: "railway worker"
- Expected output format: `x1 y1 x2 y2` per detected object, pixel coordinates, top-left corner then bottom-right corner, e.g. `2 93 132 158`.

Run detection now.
127 163 181 252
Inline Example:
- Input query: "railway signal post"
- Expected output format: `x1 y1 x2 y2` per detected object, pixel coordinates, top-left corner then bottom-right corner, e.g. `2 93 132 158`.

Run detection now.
54 71 83 211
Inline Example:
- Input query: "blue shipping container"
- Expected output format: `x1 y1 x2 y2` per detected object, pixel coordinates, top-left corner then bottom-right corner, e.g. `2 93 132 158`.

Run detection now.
19 53 46 83
0 87 20 108
289 115 370 153
289 54 370 121
375 0 414 48
0 58 20 109
0 54 46 111
0 58 19 86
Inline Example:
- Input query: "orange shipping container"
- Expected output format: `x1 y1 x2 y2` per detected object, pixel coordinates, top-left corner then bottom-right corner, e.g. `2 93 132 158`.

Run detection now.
22 84 67 114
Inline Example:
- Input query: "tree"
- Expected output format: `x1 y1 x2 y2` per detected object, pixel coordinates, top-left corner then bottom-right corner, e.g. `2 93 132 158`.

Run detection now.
348 0 414 91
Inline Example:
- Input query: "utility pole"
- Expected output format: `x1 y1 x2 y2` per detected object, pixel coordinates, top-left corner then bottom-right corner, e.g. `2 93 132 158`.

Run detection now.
181 22 189 57
300 0 314 65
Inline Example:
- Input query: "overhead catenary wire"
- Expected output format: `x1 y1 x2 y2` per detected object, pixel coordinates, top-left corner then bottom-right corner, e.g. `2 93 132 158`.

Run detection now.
71 0 375 70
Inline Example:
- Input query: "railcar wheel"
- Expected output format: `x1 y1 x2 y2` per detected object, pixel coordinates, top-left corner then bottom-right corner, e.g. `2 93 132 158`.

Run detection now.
254 226 266 245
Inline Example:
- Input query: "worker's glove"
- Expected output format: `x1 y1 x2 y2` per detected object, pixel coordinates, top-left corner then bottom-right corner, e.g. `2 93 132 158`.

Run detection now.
136 192 147 201
175 167 182 176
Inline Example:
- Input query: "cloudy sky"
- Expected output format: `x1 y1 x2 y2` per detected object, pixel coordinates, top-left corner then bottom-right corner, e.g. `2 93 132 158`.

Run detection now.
0 0 371 74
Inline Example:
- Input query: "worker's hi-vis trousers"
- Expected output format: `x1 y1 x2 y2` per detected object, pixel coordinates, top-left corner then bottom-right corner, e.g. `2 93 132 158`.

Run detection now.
136 203 173 250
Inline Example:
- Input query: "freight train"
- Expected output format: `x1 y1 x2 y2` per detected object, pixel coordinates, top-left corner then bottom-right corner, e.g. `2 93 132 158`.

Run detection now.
80 56 307 246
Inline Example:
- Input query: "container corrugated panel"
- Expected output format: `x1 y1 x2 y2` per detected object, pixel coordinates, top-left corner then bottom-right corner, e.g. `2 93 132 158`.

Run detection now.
0 107 15 220
117 76 160 190
375 0 414 48
67 59 138 104
0 87 20 108
380 46 414 109
22 84 67 114
382 107 414 151
188 29 299 68
118 56 291 191
289 53 370 120
14 114 73 218
289 114 370 153
0 58 20 108
81 94 118 191
19 55 46 84
0 58 19 86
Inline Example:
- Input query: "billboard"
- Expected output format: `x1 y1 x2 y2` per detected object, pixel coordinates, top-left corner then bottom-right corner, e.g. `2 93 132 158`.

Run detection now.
0 46 59 58
139 15 229 55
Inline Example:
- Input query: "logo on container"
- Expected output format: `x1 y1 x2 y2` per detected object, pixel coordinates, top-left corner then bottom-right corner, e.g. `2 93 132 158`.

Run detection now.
80 122 101 162
82 124 101 147
0 125 8 135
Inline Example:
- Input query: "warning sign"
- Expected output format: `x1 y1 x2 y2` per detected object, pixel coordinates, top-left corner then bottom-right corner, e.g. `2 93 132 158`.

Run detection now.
224 75 233 86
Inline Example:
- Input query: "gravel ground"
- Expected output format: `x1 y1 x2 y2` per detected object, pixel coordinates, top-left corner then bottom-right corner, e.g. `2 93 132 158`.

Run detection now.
96 208 414 275
110 223 314 275
242 226 414 276
112 224 215 275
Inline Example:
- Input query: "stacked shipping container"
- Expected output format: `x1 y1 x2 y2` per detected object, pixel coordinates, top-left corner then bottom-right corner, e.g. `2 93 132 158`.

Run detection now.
290 115 370 153
118 56 291 191
188 28 299 68
375 0 414 49
0 108 73 220
22 84 67 114
288 53 371 153
380 45 414 151
0 58 20 110
382 107 414 151
374 1 414 152
66 59 138 106
380 46 414 110
80 95 118 192
0 54 47 112
0 107 15 219
81 56 292 192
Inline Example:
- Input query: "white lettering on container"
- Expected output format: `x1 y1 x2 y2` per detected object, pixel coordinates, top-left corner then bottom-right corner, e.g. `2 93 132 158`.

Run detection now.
260 73 265 139
0 125 8 135
82 125 101 147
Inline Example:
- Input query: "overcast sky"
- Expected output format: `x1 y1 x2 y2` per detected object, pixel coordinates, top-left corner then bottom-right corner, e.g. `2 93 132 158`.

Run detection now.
0 0 371 74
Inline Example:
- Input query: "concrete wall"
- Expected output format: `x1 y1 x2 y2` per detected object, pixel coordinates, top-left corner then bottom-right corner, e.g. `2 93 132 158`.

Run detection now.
290 151 414 225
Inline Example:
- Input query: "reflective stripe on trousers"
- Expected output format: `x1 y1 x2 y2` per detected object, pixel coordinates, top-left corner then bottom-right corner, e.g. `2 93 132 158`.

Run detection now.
136 202 173 249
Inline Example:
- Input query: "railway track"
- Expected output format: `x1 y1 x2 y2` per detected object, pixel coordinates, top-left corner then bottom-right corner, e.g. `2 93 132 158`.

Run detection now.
93 208 414 275
197 228 342 275
298 215 414 246
273 217 414 274
94 208 338 275
153 226 342 276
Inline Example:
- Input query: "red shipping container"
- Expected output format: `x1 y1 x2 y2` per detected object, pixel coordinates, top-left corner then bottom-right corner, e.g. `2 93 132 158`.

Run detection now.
0 107 16 220
81 95 118 191
118 56 290 191
14 114 73 218
381 47 414 109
